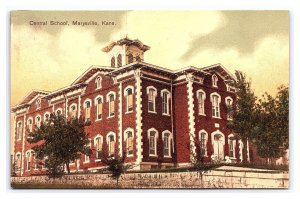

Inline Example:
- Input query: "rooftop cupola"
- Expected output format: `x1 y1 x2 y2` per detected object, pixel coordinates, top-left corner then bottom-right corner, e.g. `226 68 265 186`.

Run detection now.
102 37 150 68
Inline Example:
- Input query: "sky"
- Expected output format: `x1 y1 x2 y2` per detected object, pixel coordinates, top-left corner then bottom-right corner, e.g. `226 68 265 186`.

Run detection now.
11 10 289 108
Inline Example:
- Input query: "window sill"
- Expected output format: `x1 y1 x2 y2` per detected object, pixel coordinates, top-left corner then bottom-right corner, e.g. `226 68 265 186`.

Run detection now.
95 119 102 122
107 115 115 119
69 162 75 165
34 169 39 171
227 118 233 121
83 161 90 164
148 111 157 114
95 159 102 162
126 154 134 157
125 111 133 115
163 156 172 158
199 113 206 116
149 154 157 157
162 113 170 116
212 116 222 119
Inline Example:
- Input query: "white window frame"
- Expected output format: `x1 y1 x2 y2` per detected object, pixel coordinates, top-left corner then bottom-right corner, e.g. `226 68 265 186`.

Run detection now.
196 89 206 116
84 139 91 164
124 86 134 114
95 76 102 90
43 112 50 123
228 134 236 159
106 91 116 118
148 128 158 157
25 150 32 171
124 128 134 157
210 92 221 119
106 131 116 157
35 115 42 128
146 86 157 113
83 99 92 122
55 108 63 116
225 96 234 120
161 89 171 116
15 152 21 172
94 135 103 161
94 95 103 121
162 130 173 158
36 98 41 110
199 130 208 157
16 121 22 141
69 103 77 119
212 74 218 88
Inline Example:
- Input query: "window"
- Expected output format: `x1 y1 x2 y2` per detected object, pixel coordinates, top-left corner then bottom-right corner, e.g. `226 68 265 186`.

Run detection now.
94 136 103 160
136 56 141 62
107 132 116 157
27 118 33 132
197 90 206 115
163 131 172 157
15 153 21 171
16 122 22 141
84 140 91 163
69 104 77 119
211 93 221 118
228 134 236 158
148 129 158 156
107 92 116 117
56 108 62 116
36 98 41 110
95 76 102 90
225 97 233 120
25 151 31 171
124 86 134 113
128 53 133 64
161 89 170 115
199 130 208 156
125 130 134 156
229 139 234 157
147 86 157 113
44 112 50 123
111 57 115 67
117 54 122 67
95 97 103 120
84 100 91 122
212 74 218 87
35 116 41 128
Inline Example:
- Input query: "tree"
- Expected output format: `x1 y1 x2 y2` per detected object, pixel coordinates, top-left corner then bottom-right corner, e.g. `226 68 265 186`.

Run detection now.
228 70 258 163
255 85 289 163
27 113 91 178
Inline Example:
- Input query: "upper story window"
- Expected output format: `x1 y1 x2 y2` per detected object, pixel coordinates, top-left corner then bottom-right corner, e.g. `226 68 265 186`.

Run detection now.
161 89 171 115
225 97 233 120
84 100 91 122
111 57 115 67
136 56 141 62
211 92 221 118
95 76 102 90
212 74 218 88
27 118 33 132
107 132 116 157
16 122 22 141
197 90 206 115
95 96 103 120
125 129 134 156
199 130 208 156
36 98 41 110
117 54 122 67
94 135 103 160
124 86 134 113
163 131 172 157
147 86 157 113
35 115 41 128
107 92 116 118
128 53 133 64
69 104 77 119
148 128 158 156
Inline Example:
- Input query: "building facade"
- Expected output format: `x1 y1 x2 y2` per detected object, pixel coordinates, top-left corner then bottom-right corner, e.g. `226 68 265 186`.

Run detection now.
11 38 250 176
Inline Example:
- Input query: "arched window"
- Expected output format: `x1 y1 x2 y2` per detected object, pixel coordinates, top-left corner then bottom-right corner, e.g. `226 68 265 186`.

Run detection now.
199 130 208 156
95 96 103 120
36 98 41 110
44 112 50 123
148 128 158 156
35 115 41 128
95 76 102 90
162 131 173 157
212 74 218 87
225 96 233 120
210 92 221 118
161 89 171 115
84 99 91 122
147 86 157 113
128 53 133 64
111 57 115 67
124 128 134 156
27 118 33 132
136 56 141 62
15 152 21 171
117 54 122 67
228 134 236 158
69 104 77 119
107 92 116 117
84 139 91 163
94 135 103 160
197 90 206 115
16 122 22 141
55 108 62 116
124 86 134 113
107 132 116 157
25 151 31 171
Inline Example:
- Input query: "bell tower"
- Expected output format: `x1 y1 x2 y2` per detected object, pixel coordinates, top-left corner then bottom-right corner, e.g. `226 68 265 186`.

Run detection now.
102 37 150 68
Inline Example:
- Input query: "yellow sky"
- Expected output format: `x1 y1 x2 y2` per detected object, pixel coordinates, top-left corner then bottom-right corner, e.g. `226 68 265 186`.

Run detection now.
11 10 289 106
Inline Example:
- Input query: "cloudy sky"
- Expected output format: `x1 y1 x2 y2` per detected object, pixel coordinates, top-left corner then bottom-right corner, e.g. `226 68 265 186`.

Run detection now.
11 10 289 107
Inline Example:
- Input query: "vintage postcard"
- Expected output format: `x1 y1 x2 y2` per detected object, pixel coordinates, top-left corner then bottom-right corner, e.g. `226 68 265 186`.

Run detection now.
10 10 289 189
